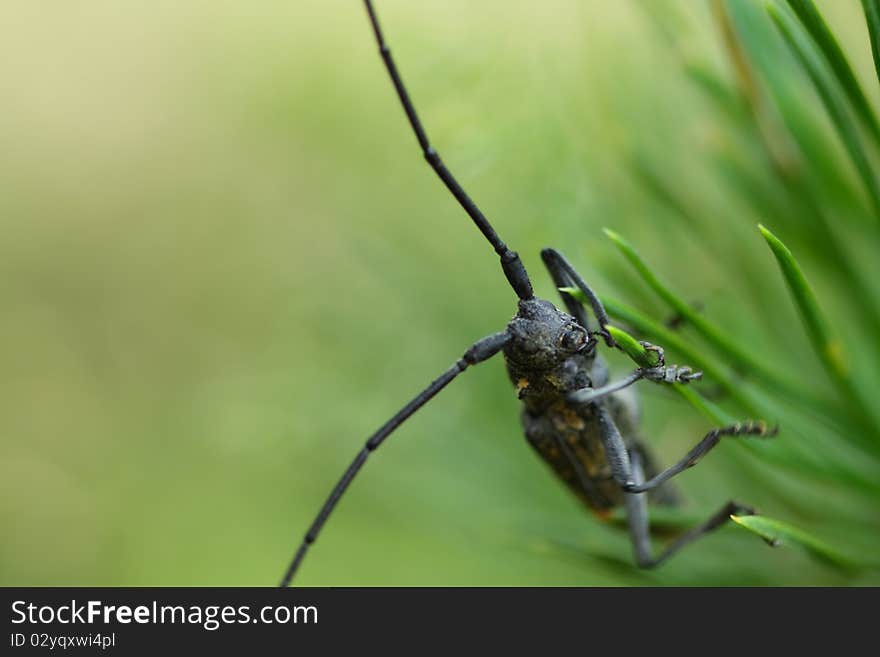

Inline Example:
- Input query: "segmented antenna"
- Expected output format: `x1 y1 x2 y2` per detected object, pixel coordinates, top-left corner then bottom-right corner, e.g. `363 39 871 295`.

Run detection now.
364 0 534 301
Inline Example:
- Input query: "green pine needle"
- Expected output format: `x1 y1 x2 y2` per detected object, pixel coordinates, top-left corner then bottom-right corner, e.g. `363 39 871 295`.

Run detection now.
757 224 847 381
757 225 880 439
862 0 880 87
731 515 858 572
597 293 762 415
768 2 880 219
672 384 737 426
604 325 663 368
785 0 880 143
603 227 821 407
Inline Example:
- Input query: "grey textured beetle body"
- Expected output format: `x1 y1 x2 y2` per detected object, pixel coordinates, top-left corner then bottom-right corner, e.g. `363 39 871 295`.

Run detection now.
278 1 778 586
505 298 674 514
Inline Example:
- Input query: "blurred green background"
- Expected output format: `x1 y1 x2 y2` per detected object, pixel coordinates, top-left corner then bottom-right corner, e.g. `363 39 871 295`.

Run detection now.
1 0 878 586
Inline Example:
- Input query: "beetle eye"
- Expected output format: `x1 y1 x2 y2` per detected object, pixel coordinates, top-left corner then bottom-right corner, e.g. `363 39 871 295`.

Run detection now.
560 326 587 351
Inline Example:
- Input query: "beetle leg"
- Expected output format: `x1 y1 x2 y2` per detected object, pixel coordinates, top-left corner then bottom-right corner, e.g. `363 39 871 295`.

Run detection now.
593 402 776 494
567 371 644 405
621 422 777 494
625 450 761 568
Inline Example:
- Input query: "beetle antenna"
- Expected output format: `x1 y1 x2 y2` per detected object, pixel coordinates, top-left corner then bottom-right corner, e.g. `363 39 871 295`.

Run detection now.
363 0 534 301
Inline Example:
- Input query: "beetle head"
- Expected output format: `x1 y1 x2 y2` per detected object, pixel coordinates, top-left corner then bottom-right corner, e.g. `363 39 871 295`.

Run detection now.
504 298 594 370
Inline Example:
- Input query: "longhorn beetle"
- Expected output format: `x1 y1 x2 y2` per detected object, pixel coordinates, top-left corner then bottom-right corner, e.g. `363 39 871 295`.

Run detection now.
279 1 778 586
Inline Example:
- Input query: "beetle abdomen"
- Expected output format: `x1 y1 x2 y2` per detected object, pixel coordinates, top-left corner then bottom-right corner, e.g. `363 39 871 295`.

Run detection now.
523 400 624 512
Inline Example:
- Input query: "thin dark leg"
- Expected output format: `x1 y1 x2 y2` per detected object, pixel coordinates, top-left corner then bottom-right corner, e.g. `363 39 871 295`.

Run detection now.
592 404 776 494
363 0 533 301
568 370 643 405
594 405 635 486
625 450 757 568
622 422 777 494
279 330 510 587
540 248 613 346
